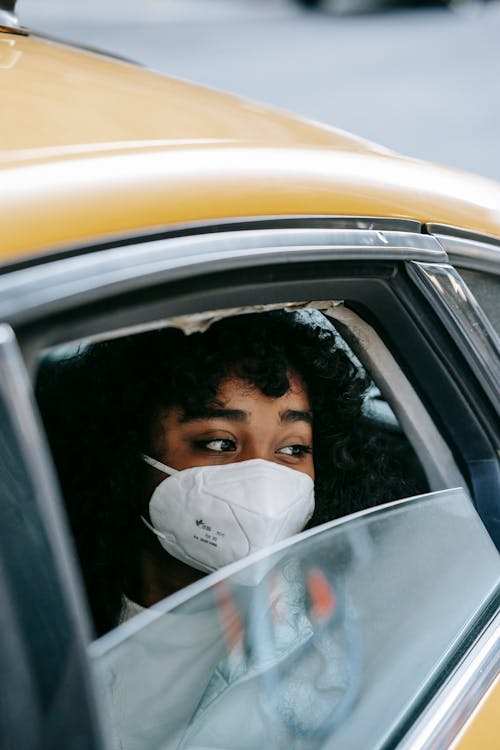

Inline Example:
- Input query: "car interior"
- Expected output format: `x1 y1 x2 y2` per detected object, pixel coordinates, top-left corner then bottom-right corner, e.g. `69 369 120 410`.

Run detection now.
34 299 469 588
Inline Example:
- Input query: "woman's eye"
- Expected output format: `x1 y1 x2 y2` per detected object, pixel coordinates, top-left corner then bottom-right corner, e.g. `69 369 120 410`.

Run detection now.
195 438 236 453
278 445 312 458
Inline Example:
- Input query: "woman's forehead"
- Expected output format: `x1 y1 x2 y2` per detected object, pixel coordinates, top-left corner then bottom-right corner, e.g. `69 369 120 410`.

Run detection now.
215 372 310 406
154 373 312 432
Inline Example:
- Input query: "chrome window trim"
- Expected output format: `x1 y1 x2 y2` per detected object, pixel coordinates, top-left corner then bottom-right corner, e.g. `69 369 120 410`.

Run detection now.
1 216 423 274
173 214 422 233
397 609 500 750
427 223 500 249
426 225 500 276
0 228 445 325
407 262 500 413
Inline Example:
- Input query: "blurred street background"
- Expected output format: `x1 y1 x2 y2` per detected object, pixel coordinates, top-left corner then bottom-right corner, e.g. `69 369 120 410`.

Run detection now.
17 0 500 181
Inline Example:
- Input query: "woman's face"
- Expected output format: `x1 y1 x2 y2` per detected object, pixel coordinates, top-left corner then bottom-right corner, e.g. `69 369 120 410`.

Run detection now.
148 370 314 485
137 370 314 602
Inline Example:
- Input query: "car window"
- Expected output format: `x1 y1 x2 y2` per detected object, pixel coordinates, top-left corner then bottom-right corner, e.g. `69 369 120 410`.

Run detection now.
457 267 500 336
90 488 499 750
34 306 458 643
36 312 428 503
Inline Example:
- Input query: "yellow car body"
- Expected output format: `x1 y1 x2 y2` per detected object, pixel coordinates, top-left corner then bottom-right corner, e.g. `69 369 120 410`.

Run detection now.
1 31 500 263
0 18 498 750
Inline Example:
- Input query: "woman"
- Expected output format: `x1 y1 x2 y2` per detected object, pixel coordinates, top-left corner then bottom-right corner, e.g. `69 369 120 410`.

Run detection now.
36 310 418 636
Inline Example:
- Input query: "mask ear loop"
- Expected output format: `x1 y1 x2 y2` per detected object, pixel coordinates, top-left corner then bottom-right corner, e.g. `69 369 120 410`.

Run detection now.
141 515 167 539
141 453 178 475
140 453 178 539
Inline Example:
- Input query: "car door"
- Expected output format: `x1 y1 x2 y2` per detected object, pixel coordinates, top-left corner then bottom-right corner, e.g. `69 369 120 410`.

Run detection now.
0 217 498 748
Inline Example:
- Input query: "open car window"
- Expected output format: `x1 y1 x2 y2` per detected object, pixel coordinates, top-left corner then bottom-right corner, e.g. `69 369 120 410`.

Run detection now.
34 305 435 518
90 488 499 750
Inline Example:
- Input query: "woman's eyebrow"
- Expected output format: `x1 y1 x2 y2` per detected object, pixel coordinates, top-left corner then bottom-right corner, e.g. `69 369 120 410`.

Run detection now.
280 410 313 424
180 408 248 423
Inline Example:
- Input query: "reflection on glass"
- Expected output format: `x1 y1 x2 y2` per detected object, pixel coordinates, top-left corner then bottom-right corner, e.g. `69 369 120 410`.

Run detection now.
91 489 499 750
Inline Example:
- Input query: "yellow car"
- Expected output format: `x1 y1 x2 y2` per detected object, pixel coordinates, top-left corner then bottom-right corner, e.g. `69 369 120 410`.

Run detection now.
0 3 498 750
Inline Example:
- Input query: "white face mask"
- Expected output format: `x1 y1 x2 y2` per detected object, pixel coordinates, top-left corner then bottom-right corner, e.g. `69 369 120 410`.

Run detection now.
141 454 315 575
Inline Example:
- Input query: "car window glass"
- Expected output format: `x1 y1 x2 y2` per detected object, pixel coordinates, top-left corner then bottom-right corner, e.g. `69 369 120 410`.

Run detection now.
90 488 499 750
457 267 500 336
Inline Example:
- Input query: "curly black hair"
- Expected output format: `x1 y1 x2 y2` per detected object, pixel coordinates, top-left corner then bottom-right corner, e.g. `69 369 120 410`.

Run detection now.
36 310 422 635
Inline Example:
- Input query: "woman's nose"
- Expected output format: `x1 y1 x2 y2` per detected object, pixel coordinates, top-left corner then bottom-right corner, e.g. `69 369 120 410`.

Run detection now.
237 444 270 463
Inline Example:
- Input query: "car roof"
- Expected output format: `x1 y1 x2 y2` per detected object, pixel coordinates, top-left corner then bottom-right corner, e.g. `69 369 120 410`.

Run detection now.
2 30 500 264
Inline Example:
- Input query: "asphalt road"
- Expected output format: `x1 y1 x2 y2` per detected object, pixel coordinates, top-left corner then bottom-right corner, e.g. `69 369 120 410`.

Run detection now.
17 0 500 181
